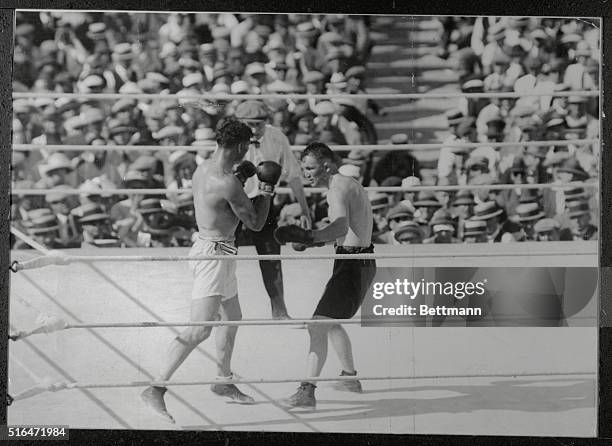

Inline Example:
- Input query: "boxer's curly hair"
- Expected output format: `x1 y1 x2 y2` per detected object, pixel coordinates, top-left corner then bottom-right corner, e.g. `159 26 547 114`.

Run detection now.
215 118 253 149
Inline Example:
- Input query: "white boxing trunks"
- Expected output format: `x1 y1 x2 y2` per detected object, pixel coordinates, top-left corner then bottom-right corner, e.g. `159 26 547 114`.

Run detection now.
189 235 238 301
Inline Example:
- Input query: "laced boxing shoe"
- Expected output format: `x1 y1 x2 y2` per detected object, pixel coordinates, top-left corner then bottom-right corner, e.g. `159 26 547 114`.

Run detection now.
140 386 176 423
281 382 316 408
331 370 362 393
211 375 255 404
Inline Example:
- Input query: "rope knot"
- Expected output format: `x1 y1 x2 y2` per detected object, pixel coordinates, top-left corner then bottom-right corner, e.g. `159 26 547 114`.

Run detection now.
10 260 20 273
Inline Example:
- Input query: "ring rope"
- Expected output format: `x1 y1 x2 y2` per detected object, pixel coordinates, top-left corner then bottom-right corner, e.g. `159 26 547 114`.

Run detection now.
13 139 600 153
10 226 51 255
8 371 595 403
6 317 445 341
6 317 402 341
11 90 600 101
11 182 600 197
10 242 597 273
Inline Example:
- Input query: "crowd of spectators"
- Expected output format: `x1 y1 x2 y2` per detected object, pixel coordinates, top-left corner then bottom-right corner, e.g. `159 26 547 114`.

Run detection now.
10 12 600 249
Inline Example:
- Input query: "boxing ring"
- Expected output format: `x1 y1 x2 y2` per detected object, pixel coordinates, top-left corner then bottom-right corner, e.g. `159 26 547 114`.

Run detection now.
7 241 597 436
8 84 601 435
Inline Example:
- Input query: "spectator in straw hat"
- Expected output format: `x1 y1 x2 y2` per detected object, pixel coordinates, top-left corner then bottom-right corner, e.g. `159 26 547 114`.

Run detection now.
167 151 197 193
462 219 488 243
72 202 121 248
109 164 163 248
110 42 141 92
412 191 442 239
244 62 268 93
127 154 165 188
77 176 117 211
533 218 561 242
423 209 461 244
564 41 597 91
450 189 475 239
74 137 123 186
378 202 415 244
565 95 593 130
560 199 597 241
111 98 138 127
483 50 509 91
437 110 471 186
514 202 545 241
292 21 323 71
497 156 528 217
160 100 186 128
198 43 217 85
400 175 421 205
369 192 390 239
80 107 106 142
191 127 217 154
31 106 64 146
342 149 372 185
45 185 81 248
36 152 76 189
524 144 549 184
542 157 588 219
108 119 140 147
154 125 184 147
133 198 180 248
24 208 65 249
471 201 520 243
13 98 41 144
393 221 424 245
312 101 348 146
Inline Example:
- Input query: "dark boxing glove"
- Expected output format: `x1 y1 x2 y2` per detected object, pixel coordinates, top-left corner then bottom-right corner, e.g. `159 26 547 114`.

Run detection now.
256 161 282 196
233 160 257 186
274 224 314 245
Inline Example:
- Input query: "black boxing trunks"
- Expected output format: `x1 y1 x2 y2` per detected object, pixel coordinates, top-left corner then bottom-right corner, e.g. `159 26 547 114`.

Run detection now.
313 245 377 319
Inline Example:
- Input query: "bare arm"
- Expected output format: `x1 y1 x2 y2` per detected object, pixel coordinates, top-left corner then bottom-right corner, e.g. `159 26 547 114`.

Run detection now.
310 188 349 243
225 177 271 231
287 176 312 229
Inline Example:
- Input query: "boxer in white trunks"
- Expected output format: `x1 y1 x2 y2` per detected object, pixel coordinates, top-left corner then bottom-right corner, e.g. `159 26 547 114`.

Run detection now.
141 118 282 423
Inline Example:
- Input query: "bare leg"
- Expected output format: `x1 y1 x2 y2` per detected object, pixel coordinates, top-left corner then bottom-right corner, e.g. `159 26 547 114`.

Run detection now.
328 324 356 373
210 295 254 404
306 316 331 378
143 295 222 422
214 295 241 377
156 295 222 381
283 316 330 408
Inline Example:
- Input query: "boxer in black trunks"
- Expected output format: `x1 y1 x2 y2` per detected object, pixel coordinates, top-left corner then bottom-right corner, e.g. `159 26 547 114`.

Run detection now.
274 142 377 408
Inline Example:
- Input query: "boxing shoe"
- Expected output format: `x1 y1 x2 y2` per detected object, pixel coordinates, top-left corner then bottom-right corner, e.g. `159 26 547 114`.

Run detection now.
281 382 316 408
211 379 255 404
331 370 362 393
141 386 176 423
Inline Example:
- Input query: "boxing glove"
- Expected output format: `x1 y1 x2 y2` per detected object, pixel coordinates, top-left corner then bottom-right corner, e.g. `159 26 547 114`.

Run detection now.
233 160 257 186
257 161 282 196
274 224 314 245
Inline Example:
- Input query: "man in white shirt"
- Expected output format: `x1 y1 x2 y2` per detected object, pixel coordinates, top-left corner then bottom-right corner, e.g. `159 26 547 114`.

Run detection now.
235 100 312 319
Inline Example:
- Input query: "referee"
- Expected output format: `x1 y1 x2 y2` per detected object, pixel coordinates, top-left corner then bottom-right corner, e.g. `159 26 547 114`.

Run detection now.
234 100 312 319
